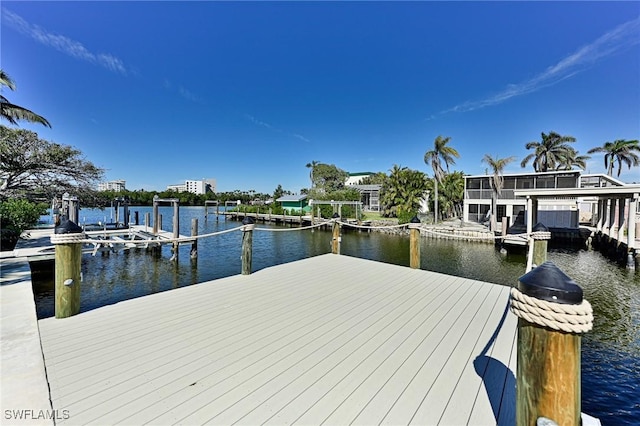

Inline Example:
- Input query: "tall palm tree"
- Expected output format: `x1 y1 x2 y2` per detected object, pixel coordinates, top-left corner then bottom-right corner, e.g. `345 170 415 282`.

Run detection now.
305 160 320 189
424 135 460 223
520 131 576 172
1 69 51 127
587 139 640 177
482 154 516 232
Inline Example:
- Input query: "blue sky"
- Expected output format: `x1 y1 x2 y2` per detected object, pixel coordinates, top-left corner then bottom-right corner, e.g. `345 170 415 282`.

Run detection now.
2 1 639 193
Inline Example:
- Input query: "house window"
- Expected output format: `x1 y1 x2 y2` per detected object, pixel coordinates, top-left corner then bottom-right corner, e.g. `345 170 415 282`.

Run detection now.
503 178 516 189
536 176 555 188
516 177 534 189
557 175 577 188
497 205 507 220
467 179 481 189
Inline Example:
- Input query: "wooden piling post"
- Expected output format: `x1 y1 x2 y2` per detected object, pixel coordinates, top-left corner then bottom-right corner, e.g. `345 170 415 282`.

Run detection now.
190 218 198 260
172 201 180 257
331 213 341 255
51 219 85 318
123 201 129 228
511 262 593 426
532 223 551 268
153 195 159 234
409 216 421 269
134 211 139 226
241 217 255 275
145 212 150 232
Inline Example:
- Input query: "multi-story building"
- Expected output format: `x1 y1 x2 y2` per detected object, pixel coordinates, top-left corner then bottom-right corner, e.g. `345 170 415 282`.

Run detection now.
166 183 187 193
463 170 625 228
167 179 216 195
98 180 126 192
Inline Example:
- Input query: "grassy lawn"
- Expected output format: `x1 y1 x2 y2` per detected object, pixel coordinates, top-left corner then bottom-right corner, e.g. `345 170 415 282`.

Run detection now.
362 211 395 221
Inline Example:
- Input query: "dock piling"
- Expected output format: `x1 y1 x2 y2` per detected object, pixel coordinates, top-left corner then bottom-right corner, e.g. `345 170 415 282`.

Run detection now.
511 262 593 426
532 223 551 268
51 219 85 318
331 213 341 255
172 201 180 258
409 216 421 269
241 217 255 275
190 218 198 260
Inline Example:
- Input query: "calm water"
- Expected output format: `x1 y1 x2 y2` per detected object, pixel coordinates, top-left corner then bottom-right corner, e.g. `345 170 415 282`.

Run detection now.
32 207 639 424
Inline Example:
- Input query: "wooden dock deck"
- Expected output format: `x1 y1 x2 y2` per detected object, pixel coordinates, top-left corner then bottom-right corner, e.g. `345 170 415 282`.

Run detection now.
38 254 517 425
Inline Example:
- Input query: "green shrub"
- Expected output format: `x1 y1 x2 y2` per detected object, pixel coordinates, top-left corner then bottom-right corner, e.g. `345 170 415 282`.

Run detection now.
0 199 47 250
396 209 418 225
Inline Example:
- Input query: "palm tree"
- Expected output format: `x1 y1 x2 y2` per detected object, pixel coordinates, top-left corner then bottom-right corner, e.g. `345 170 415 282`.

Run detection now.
556 147 590 171
587 139 640 177
305 160 320 189
381 165 428 222
439 171 465 219
520 131 576 172
482 154 516 232
424 135 460 223
1 70 51 127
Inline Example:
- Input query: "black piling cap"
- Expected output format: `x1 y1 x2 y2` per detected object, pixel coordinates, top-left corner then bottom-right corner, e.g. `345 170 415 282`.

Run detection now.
242 216 255 225
532 222 549 232
54 217 83 234
518 261 583 305
410 216 421 223
332 212 340 219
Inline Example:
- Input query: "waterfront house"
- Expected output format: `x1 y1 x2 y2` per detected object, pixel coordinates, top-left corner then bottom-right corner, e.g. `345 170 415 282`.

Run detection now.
345 172 382 212
463 170 627 229
276 194 309 213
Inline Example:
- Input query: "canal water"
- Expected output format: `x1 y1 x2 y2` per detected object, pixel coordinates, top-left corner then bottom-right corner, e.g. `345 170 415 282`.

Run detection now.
32 206 639 424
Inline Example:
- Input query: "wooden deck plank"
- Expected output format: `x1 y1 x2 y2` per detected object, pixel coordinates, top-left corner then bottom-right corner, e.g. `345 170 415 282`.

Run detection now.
38 254 518 425
434 287 513 425
410 285 507 424
52 260 397 417
99 265 407 425
199 273 456 426
347 279 490 425
263 274 464 425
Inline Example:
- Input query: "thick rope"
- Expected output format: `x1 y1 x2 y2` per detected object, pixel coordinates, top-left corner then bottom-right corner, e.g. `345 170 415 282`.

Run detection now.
422 228 530 241
255 221 331 232
50 232 87 244
336 220 409 230
509 286 593 333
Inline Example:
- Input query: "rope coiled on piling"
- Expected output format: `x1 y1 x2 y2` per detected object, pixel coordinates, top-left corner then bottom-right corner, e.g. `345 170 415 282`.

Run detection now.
50 232 87 244
509 287 593 333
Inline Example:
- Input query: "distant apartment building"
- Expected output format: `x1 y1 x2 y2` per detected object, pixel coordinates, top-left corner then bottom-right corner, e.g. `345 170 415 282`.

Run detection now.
98 180 126 192
167 179 216 195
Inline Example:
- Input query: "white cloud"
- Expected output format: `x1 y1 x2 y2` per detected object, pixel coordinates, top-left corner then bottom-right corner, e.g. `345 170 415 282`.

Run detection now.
2 8 128 75
245 114 276 130
293 133 310 143
179 86 200 102
439 16 640 115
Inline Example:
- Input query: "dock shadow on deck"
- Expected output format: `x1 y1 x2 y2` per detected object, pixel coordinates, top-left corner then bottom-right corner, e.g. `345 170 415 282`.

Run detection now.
38 254 517 425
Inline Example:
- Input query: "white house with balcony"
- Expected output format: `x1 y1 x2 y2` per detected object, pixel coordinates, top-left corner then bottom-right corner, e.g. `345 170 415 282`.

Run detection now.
463 170 627 229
